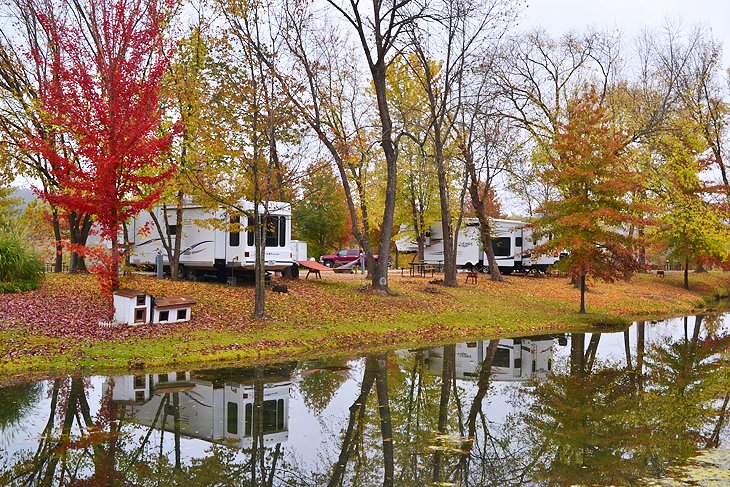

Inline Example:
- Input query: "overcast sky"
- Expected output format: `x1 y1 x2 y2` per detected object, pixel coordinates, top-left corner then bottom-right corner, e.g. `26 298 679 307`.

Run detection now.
522 0 730 68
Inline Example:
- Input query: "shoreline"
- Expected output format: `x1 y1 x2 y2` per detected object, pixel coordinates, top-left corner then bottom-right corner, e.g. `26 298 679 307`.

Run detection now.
0 270 728 384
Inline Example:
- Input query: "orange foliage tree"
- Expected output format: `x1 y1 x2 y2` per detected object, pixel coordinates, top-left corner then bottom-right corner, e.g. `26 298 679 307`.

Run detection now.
532 87 643 313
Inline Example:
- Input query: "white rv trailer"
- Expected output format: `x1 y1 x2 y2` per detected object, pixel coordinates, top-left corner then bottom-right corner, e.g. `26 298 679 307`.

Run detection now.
398 218 558 273
105 370 291 449
128 200 294 279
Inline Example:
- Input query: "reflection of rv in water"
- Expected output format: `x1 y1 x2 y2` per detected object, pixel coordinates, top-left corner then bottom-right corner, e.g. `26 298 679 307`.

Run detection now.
105 366 293 449
426 336 566 381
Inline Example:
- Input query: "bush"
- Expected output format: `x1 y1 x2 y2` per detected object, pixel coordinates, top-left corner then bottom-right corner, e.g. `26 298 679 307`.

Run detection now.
0 230 45 292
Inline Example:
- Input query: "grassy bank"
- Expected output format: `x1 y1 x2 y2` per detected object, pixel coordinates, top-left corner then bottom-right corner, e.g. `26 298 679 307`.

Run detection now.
0 270 728 382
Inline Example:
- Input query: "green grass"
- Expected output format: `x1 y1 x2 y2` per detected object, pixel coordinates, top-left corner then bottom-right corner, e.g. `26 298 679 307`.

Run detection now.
0 270 727 382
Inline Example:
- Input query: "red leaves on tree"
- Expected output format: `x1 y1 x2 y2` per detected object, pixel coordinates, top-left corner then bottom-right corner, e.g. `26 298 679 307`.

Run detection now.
26 0 178 314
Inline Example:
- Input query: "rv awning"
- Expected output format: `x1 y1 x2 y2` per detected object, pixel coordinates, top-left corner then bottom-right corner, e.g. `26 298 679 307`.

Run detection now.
155 296 197 309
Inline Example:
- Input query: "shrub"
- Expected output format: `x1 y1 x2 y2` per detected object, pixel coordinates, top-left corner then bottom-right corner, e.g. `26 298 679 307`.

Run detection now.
0 230 45 292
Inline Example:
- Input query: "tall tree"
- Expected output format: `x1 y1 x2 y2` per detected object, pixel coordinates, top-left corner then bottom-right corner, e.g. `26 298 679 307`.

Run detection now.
406 0 518 286
149 16 228 281
386 54 440 262
27 0 178 309
649 115 729 289
269 0 427 294
532 87 642 313
205 0 303 318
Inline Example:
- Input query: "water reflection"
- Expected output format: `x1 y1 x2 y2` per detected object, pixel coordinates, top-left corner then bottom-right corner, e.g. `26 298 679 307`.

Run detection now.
0 314 728 486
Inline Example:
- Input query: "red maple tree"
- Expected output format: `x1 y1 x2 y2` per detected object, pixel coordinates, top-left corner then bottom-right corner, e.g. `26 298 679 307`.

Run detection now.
27 0 178 312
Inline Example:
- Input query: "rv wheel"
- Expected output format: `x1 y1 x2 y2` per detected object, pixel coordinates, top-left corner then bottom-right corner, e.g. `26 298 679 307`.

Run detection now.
185 267 197 281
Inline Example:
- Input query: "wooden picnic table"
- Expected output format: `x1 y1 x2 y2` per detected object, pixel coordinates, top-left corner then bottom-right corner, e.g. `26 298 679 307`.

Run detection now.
409 261 435 277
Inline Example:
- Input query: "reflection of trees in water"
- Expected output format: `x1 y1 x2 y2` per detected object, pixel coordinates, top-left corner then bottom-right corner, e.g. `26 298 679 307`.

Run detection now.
519 316 730 485
0 381 43 446
296 358 351 415
1 377 124 485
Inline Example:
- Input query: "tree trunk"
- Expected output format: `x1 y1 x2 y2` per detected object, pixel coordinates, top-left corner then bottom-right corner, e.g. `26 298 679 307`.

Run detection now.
109 232 120 318
466 340 499 438
172 193 184 280
68 212 91 272
433 121 457 286
122 222 131 269
253 210 266 318
370 61 398 294
636 321 645 393
433 344 455 483
579 273 587 314
464 144 502 281
327 357 377 487
51 208 63 273
638 224 646 271
375 354 394 487
683 256 689 290
570 333 586 377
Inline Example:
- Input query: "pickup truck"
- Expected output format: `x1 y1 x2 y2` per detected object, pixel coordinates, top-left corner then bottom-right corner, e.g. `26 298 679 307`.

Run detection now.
319 249 378 267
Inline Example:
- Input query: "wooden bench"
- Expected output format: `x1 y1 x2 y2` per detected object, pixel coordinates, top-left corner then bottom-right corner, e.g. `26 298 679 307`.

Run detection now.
465 272 478 284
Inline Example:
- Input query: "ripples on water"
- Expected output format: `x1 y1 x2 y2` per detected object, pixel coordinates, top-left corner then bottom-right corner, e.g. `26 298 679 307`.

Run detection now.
0 314 728 486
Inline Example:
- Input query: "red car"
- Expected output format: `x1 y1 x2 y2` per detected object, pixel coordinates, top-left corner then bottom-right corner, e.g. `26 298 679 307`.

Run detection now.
319 249 378 267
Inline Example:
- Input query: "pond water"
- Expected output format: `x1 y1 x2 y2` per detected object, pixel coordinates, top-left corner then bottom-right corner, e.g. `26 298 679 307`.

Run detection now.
0 314 729 486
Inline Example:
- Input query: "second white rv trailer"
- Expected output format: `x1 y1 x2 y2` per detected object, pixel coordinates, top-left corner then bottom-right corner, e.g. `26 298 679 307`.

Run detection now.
129 200 294 279
398 218 559 273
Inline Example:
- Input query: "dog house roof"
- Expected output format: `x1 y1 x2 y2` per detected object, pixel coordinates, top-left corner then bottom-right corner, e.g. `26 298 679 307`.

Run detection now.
115 288 145 298
155 296 197 310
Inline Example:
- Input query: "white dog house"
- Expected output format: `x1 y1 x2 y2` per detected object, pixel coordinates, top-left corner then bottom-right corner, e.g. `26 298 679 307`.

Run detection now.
113 289 153 325
152 296 196 324
113 289 196 325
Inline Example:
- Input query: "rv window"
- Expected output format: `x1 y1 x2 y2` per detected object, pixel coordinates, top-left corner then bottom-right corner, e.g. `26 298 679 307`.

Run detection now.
262 398 286 433
493 347 511 368
279 217 286 247
491 237 511 257
265 216 285 247
515 237 523 247
166 224 177 236
245 403 253 436
246 230 252 247
229 216 240 247
227 402 238 435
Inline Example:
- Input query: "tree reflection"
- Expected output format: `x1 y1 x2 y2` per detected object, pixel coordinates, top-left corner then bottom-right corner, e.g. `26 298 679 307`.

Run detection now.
520 317 730 485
